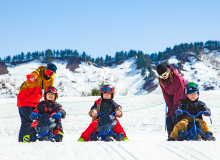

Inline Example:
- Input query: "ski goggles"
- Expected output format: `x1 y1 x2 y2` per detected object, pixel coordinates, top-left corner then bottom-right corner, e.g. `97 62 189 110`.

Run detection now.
100 86 114 93
159 70 170 79
45 69 55 78
45 86 57 93
186 82 198 90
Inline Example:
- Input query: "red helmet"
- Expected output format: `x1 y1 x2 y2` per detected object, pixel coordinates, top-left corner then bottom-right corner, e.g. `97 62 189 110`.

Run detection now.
44 86 58 101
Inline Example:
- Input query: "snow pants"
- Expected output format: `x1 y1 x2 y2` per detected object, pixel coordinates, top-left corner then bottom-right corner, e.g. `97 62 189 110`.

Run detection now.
170 115 210 140
18 106 35 142
80 118 127 141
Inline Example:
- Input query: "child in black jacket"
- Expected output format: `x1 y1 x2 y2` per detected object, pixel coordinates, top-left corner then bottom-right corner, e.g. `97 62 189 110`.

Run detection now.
23 86 66 142
169 82 215 141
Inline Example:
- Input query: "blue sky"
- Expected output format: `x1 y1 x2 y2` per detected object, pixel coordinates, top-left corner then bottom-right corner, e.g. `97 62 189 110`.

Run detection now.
0 0 220 59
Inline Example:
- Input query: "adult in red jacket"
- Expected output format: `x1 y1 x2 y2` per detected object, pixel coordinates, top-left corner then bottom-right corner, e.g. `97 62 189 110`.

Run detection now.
17 63 57 142
157 64 187 138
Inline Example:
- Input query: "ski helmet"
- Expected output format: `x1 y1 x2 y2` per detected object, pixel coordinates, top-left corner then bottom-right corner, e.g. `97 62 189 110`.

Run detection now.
185 82 199 95
44 86 58 101
100 84 115 99
46 63 57 73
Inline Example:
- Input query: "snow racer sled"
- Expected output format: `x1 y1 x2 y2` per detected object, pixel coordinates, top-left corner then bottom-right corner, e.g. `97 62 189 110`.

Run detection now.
90 112 124 142
177 111 214 141
23 113 57 142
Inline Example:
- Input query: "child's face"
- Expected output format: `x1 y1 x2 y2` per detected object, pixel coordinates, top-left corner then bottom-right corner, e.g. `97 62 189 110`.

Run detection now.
103 93 111 99
187 93 198 101
46 92 56 101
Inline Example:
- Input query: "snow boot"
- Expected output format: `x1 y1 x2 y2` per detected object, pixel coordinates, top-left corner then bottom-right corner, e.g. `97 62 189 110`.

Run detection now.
167 138 175 141
205 132 215 141
55 132 64 142
77 138 85 142
123 137 129 141
23 127 36 143
116 133 124 141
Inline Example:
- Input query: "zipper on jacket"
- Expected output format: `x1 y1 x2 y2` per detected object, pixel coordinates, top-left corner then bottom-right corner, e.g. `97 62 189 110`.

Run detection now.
28 87 36 97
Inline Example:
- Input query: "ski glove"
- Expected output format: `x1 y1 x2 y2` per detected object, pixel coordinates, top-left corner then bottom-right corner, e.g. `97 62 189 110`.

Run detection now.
30 112 38 120
203 111 211 116
175 109 183 116
54 112 62 119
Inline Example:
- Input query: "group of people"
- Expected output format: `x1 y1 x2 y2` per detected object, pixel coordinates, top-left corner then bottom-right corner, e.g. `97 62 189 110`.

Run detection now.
17 63 128 142
156 64 214 141
17 62 215 142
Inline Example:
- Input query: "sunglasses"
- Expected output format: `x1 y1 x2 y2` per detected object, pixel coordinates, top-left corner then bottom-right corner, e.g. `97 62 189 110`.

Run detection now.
100 86 114 93
186 83 198 90
45 69 55 78
159 70 170 79
45 86 57 93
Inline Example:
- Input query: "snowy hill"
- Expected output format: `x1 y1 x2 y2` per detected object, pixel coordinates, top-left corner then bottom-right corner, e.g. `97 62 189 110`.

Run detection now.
1 49 220 99
0 90 219 160
0 58 147 98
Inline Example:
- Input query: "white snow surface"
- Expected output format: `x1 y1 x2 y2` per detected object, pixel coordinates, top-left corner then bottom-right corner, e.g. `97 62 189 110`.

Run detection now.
0 89 220 160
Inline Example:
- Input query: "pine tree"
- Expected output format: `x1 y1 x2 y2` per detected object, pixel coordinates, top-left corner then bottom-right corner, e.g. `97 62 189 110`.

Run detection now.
82 51 87 59
26 52 32 60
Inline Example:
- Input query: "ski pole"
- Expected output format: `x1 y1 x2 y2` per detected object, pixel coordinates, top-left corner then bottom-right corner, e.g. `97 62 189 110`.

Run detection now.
209 117 212 124
165 104 167 131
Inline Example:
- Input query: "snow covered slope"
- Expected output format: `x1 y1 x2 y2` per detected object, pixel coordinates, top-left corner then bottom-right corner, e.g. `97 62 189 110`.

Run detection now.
168 55 220 91
0 90 219 160
2 51 220 99
0 58 147 98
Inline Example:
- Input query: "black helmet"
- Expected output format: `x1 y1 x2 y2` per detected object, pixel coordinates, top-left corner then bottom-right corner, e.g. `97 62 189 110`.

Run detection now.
100 84 115 99
44 86 58 101
46 63 57 73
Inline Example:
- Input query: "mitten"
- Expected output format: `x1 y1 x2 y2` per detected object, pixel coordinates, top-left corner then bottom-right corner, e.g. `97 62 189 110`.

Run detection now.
30 112 38 120
54 112 62 119
175 109 183 116
203 111 211 116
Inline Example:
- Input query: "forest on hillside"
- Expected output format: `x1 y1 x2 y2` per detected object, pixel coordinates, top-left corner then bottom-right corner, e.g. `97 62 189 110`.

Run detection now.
1 40 220 81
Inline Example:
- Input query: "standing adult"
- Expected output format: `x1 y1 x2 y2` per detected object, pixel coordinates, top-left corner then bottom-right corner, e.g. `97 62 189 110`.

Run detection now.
157 64 187 138
17 63 57 142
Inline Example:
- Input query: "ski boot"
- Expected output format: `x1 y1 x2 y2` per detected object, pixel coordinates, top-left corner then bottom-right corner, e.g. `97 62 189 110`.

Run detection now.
23 127 36 143
77 138 85 142
116 133 124 141
55 132 64 142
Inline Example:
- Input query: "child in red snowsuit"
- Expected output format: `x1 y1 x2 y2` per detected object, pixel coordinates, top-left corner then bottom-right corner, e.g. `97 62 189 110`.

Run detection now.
78 85 128 141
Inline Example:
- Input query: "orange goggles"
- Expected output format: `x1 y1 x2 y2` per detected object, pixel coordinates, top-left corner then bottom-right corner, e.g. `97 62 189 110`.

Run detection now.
45 86 57 93
45 69 55 78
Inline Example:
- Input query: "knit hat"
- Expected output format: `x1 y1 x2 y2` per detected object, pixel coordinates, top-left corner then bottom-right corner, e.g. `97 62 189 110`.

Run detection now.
156 64 168 75
46 63 57 73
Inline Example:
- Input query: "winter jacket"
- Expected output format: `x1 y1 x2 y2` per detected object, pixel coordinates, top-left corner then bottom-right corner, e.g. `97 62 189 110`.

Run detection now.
17 66 54 107
89 98 123 121
160 65 187 116
175 98 210 123
33 100 66 119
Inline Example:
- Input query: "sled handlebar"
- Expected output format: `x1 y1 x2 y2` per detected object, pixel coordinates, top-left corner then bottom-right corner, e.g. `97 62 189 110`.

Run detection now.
182 110 203 118
37 113 42 117
36 113 55 118
97 112 116 115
